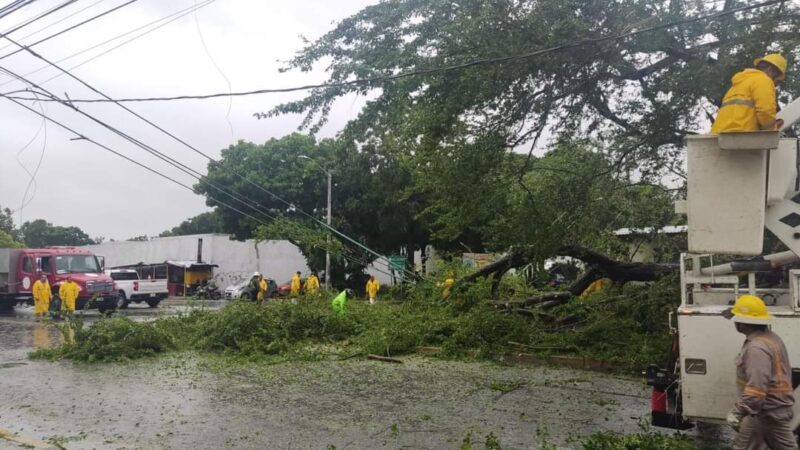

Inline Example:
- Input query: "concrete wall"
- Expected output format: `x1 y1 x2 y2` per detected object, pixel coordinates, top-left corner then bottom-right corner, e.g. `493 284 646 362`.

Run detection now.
84 234 309 288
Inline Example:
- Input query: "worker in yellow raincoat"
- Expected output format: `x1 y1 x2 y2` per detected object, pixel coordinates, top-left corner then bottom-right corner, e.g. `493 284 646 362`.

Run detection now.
257 274 267 303
305 272 320 295
291 271 302 296
711 54 788 134
58 276 79 313
439 272 455 299
366 275 380 305
32 274 51 320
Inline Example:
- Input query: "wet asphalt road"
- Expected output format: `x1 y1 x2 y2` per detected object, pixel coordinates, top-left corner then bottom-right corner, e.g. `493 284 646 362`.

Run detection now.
0 299 730 450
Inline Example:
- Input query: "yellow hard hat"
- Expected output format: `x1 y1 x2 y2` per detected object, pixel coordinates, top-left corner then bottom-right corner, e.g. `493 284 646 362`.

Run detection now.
731 294 771 324
754 53 787 81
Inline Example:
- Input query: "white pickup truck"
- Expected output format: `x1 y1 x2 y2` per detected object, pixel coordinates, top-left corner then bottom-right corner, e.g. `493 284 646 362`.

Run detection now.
106 269 168 309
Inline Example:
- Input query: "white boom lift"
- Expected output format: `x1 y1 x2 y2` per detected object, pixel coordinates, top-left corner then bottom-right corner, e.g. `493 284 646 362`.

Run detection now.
647 99 800 432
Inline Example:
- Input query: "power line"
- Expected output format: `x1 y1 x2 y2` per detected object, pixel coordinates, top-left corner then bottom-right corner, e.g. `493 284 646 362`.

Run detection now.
0 31 422 280
3 0 786 104
0 0 216 89
0 0 138 63
1 0 76 37
0 0 104 52
0 61 394 278
0 91 399 279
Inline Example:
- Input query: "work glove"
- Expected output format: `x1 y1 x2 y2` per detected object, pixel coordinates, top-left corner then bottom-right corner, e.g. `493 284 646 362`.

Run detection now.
726 410 744 432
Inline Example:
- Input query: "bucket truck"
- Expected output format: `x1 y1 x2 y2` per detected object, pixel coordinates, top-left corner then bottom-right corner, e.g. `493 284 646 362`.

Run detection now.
646 99 800 431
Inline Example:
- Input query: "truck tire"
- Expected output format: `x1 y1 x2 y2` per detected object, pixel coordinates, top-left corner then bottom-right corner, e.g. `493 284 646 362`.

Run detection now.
146 299 161 308
117 291 130 309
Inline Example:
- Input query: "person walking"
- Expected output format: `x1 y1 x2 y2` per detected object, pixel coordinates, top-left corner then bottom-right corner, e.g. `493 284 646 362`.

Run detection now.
726 294 797 450
365 275 380 305
58 276 79 313
248 272 260 302
257 274 267 303
32 274 51 320
711 54 788 134
291 271 302 296
305 272 320 295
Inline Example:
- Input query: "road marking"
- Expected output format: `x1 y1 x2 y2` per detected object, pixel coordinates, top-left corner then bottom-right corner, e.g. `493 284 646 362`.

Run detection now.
0 428 58 449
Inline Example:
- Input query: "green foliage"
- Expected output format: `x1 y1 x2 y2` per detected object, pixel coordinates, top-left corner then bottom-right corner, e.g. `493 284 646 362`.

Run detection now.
271 0 800 176
579 431 702 450
159 210 225 237
538 275 680 371
256 217 345 275
31 274 679 375
20 219 96 247
0 229 23 248
30 316 173 362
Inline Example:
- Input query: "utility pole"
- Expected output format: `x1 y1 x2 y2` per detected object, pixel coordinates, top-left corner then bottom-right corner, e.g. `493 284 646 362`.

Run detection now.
299 155 332 290
326 170 332 290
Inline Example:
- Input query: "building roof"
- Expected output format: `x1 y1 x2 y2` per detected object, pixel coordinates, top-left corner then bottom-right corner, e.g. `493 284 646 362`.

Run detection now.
165 260 219 269
613 225 688 236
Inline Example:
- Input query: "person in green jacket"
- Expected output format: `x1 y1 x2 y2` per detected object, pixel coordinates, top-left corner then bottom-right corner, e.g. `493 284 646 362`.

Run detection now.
331 289 352 315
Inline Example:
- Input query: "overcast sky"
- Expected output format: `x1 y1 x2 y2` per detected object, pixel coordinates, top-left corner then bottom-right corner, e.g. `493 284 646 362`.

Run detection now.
0 0 377 240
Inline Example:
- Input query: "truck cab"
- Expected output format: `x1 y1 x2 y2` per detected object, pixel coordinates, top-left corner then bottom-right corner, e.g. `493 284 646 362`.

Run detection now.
1 247 117 313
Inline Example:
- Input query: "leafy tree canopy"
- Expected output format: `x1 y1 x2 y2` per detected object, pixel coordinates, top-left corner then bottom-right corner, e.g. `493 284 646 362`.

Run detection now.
20 219 95 248
159 211 225 237
268 0 800 179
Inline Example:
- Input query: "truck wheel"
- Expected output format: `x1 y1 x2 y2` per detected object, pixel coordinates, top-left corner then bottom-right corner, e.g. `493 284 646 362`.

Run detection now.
146 300 160 308
117 291 129 309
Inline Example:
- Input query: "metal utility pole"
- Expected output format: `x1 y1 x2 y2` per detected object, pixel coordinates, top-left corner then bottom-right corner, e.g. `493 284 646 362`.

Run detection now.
299 155 332 290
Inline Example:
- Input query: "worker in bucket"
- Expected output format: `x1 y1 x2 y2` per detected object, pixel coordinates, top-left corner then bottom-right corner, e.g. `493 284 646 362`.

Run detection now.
711 53 787 134
32 274 51 320
58 276 79 313
365 274 380 305
724 294 797 450
290 271 302 296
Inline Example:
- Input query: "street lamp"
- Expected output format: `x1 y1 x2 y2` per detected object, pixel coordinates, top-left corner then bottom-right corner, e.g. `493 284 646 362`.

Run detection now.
298 155 333 290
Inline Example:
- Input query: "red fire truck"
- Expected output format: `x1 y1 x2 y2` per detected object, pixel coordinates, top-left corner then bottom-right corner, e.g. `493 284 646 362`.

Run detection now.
0 247 117 313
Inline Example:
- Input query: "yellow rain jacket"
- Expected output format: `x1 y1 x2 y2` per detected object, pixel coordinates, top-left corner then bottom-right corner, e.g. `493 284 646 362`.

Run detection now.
291 274 301 295
257 278 267 301
711 69 777 134
305 275 320 294
59 280 79 312
32 279 51 314
366 279 380 298
441 277 455 298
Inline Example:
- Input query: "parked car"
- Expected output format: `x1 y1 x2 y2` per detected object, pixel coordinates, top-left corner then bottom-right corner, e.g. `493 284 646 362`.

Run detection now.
275 277 307 296
106 269 168 309
224 280 249 299
225 278 278 300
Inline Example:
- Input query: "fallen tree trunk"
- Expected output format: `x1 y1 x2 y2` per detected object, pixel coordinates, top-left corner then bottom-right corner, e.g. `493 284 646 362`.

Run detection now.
453 244 676 301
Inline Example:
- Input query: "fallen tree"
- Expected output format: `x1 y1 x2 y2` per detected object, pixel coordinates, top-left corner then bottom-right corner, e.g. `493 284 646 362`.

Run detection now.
454 245 676 303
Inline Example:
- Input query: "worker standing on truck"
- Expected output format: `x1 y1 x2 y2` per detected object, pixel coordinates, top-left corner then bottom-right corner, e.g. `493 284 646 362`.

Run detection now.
58 276 79 313
711 54 788 134
366 275 380 305
726 294 797 450
305 272 320 295
291 271 301 296
32 274 51 320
